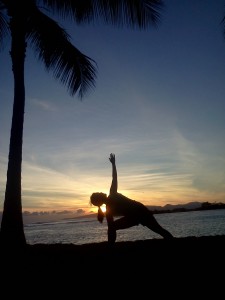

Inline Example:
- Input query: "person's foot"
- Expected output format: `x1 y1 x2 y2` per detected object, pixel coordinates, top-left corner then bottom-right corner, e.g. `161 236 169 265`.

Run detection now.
164 232 174 239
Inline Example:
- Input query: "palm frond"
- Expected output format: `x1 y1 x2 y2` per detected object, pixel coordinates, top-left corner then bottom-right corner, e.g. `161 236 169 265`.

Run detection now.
0 9 9 49
26 8 97 98
40 0 163 28
220 15 225 38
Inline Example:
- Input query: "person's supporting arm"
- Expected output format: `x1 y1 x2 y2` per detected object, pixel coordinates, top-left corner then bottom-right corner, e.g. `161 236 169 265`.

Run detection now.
106 211 116 244
109 153 117 195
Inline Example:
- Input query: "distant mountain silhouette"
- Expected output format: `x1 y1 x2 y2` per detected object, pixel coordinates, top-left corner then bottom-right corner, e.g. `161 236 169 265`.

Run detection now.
147 201 202 212
147 201 225 214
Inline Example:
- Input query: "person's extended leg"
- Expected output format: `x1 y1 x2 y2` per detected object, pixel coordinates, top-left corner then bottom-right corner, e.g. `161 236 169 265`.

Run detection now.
142 212 174 239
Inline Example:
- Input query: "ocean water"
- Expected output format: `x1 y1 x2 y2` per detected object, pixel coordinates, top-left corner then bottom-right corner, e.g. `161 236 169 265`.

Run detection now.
24 209 225 245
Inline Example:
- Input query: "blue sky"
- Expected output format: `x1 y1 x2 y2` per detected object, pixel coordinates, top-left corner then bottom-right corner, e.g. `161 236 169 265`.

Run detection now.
1 0 225 219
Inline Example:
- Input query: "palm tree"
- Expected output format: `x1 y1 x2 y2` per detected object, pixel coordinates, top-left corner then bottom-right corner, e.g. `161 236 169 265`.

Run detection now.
0 0 163 247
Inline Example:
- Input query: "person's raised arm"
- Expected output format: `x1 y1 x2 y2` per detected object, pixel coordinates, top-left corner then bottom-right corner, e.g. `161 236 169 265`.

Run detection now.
109 153 117 195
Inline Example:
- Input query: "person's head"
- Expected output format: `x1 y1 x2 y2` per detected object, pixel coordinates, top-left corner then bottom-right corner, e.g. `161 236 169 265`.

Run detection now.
90 192 107 207
90 192 107 223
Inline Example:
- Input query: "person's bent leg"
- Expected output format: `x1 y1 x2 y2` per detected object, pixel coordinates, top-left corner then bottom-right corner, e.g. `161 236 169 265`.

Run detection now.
113 217 139 230
108 217 140 245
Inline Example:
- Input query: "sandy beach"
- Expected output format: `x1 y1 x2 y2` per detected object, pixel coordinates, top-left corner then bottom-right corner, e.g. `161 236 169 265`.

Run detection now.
1 235 224 295
2 235 224 269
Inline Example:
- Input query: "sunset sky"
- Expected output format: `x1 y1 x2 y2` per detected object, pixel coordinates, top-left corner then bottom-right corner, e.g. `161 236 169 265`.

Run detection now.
1 0 225 220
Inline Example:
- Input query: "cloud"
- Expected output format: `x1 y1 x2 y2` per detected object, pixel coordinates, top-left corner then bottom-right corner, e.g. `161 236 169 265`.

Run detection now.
31 98 57 112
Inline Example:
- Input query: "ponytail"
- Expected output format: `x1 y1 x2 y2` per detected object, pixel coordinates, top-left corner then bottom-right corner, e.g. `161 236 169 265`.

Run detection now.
97 206 104 223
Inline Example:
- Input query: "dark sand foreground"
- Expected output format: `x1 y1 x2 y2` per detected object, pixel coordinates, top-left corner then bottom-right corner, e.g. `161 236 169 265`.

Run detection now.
1 235 224 267
1 235 224 293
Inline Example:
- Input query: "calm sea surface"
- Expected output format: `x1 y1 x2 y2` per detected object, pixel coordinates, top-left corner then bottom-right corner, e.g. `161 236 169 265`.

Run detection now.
24 209 225 245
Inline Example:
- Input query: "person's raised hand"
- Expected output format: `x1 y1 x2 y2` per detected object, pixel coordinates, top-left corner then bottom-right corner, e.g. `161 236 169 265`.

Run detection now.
109 153 115 164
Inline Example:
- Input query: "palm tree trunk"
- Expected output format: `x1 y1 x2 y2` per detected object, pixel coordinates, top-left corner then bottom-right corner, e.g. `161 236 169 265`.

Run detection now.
0 16 26 247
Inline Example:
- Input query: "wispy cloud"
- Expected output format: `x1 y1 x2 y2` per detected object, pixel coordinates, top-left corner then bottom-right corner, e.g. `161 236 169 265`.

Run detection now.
30 98 57 112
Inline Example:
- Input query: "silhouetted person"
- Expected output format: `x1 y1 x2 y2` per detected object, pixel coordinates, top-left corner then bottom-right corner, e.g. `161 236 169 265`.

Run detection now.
90 153 174 244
